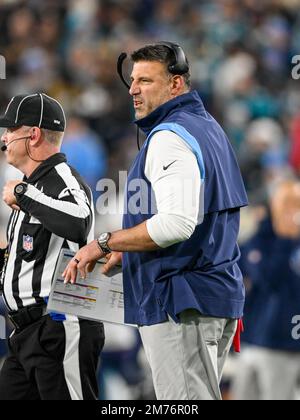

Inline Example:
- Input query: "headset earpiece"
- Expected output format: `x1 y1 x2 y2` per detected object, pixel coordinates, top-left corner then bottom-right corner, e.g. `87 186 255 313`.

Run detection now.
156 42 189 75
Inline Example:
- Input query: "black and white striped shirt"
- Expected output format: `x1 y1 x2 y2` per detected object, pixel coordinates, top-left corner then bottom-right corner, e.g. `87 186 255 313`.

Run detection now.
1 153 94 311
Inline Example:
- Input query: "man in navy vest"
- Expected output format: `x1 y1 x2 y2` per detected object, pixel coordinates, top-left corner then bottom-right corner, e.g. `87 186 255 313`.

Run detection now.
64 43 248 400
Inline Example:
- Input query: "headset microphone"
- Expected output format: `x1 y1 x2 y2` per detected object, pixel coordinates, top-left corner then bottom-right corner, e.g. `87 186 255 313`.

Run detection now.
117 53 131 90
1 136 31 153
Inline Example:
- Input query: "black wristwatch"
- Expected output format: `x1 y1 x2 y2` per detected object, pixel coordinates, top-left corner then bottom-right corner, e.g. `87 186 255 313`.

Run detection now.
14 182 28 198
97 232 112 254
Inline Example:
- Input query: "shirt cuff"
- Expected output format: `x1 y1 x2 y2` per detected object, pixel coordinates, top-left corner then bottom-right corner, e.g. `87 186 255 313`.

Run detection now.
146 214 195 249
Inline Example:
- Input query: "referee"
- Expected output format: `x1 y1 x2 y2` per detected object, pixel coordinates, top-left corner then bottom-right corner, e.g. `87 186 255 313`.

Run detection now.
0 93 104 400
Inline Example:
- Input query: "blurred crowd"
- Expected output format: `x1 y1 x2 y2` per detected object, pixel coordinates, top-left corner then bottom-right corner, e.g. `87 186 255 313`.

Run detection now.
1 0 300 400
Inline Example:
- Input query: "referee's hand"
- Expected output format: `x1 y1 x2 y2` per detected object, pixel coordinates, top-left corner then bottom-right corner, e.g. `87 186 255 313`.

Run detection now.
2 180 22 211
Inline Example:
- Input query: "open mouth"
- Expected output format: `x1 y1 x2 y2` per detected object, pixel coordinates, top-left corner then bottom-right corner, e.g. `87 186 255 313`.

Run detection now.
134 101 143 108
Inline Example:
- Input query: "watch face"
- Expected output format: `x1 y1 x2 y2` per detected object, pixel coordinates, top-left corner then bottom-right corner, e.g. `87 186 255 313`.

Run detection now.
15 185 25 195
99 233 109 242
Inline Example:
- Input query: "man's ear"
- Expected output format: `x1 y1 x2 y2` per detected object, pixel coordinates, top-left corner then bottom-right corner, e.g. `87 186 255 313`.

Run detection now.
29 127 42 146
171 75 185 96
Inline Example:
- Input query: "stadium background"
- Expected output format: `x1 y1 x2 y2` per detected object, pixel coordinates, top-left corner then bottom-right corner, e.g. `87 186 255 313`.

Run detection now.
1 0 300 400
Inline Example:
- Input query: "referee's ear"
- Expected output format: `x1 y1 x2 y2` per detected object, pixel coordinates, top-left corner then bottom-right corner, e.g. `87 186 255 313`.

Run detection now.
28 126 42 147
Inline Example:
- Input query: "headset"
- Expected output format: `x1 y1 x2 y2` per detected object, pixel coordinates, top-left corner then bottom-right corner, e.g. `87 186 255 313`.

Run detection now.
117 42 189 150
1 135 45 162
1 136 30 152
117 41 189 90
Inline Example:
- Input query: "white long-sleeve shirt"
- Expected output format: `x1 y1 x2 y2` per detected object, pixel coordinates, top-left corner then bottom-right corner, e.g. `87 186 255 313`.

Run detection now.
145 130 203 249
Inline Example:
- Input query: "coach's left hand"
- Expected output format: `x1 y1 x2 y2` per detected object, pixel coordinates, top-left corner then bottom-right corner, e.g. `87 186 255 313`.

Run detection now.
2 180 22 211
63 240 104 284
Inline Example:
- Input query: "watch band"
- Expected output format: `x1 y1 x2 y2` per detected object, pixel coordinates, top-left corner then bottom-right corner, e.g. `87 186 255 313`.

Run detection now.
97 233 112 254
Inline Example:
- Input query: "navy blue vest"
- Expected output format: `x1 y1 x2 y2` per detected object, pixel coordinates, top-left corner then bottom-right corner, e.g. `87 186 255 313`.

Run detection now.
123 91 248 326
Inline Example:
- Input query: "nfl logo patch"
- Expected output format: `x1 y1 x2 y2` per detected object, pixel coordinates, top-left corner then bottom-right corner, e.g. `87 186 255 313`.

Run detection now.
23 235 33 253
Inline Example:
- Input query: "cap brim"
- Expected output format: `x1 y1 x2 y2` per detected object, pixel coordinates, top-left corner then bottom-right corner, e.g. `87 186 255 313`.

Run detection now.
0 117 18 128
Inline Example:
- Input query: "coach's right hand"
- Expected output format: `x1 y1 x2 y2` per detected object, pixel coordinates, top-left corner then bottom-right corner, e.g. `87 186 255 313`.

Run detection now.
86 251 122 276
63 243 122 284
102 252 123 274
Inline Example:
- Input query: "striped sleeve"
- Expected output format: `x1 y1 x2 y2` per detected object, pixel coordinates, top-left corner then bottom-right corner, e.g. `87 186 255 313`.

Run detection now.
16 163 93 243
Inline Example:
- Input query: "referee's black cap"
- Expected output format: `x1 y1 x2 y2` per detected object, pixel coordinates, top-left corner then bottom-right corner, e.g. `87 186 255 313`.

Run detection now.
0 93 66 132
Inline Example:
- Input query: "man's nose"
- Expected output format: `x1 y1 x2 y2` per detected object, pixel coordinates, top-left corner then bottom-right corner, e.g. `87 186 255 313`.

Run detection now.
1 130 7 143
129 81 140 96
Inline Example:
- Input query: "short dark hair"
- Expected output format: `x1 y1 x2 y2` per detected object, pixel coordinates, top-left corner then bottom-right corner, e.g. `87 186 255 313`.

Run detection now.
131 44 191 89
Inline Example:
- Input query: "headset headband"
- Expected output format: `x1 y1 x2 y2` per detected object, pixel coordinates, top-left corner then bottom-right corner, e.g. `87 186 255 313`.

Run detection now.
117 42 189 90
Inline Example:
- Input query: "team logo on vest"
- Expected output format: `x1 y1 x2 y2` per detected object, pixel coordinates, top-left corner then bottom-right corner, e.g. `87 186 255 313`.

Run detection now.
23 235 34 253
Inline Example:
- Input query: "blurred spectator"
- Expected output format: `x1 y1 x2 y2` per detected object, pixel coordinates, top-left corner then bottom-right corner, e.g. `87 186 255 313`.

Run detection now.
239 118 289 204
61 116 108 193
290 114 300 174
232 180 300 400
99 324 155 400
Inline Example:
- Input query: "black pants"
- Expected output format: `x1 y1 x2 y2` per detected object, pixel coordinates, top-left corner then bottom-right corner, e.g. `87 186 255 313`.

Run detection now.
0 315 105 400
